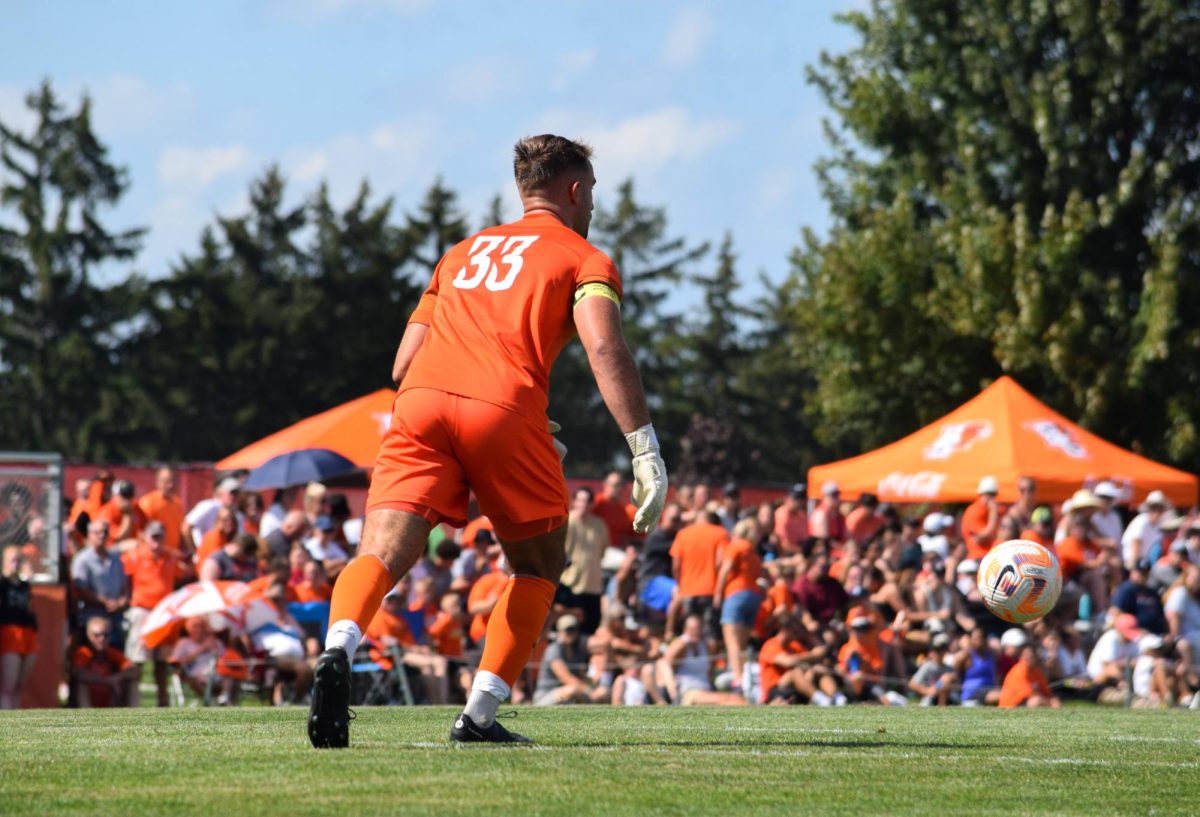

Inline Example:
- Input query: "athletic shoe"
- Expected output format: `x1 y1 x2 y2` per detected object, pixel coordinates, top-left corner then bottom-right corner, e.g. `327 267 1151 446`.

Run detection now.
308 647 352 749
449 712 533 745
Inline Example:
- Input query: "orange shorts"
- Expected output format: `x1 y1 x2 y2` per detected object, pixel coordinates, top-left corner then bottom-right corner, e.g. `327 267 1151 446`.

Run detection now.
368 388 568 541
0 624 38 656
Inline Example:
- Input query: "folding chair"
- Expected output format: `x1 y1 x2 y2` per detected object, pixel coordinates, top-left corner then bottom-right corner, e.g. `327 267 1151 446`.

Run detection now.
351 643 415 706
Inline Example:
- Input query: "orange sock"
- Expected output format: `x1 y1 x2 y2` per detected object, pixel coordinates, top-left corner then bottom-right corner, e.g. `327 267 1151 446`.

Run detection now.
328 555 393 632
477 575 556 687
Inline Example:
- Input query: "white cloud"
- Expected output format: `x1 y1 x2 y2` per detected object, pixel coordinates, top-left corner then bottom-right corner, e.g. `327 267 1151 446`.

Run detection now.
550 49 597 92
83 74 194 137
538 107 740 181
661 6 716 68
157 144 252 190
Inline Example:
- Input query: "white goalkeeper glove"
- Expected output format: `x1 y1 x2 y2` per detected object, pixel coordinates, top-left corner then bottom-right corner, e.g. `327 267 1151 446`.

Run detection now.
548 420 567 462
625 424 667 534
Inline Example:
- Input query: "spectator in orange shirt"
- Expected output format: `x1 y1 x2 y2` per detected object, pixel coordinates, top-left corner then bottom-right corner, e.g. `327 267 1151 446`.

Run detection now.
71 616 138 707
428 592 472 699
1057 510 1109 616
196 507 238 567
137 468 187 558
714 517 764 694
773 484 809 554
809 482 847 545
1019 506 1056 552
668 509 729 639
121 522 182 706
759 614 842 705
591 471 633 548
294 560 333 602
366 591 449 704
97 480 146 547
962 476 1001 561
838 607 903 704
240 491 265 536
999 643 1060 708
467 557 511 646
845 493 885 546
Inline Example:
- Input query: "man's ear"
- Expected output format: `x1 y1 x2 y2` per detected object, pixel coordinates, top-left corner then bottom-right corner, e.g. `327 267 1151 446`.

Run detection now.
567 179 582 205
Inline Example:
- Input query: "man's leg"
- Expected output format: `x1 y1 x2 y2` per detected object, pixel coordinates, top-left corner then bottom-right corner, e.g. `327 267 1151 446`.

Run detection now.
457 523 565 735
309 508 429 748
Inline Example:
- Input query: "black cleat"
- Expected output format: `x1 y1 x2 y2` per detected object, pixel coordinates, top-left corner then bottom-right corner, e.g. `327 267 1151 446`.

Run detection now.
449 712 533 745
308 647 352 749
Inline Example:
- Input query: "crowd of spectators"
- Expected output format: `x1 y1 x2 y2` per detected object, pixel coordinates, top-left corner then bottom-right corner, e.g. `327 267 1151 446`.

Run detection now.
2 467 1199 711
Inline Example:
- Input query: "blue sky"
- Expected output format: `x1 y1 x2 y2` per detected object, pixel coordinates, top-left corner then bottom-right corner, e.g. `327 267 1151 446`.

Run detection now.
1 1 861 303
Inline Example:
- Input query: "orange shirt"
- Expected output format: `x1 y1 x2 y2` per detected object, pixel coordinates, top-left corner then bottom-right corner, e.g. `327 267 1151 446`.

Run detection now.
838 635 884 673
248 575 299 602
590 496 631 548
720 537 762 598
427 611 465 658
196 529 230 567
1019 528 1055 553
467 571 509 642
758 633 808 702
998 659 1051 708
773 504 808 549
670 522 728 598
962 497 997 560
365 606 417 669
293 581 332 602
402 211 624 424
72 644 131 707
846 507 884 545
461 516 493 548
97 499 145 540
121 546 181 610
137 491 185 555
1055 536 1095 581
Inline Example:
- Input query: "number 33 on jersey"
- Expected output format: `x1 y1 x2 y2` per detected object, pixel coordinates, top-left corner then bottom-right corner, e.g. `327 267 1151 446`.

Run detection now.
452 236 539 292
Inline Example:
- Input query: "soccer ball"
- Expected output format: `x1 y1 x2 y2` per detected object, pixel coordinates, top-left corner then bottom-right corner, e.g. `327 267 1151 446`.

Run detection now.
977 539 1062 624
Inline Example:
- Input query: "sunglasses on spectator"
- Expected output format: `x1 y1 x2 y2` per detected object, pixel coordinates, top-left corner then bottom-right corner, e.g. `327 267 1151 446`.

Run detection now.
88 630 110 639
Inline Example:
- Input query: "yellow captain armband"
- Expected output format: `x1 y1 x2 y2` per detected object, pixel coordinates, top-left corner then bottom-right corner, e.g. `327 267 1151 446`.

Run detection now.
573 282 621 307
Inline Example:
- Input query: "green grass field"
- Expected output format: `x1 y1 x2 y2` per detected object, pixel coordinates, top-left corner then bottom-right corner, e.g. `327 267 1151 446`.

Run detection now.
2 706 1198 816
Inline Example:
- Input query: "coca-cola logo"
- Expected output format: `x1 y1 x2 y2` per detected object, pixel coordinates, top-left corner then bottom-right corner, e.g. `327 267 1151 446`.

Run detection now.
923 421 993 461
877 471 948 499
1024 420 1088 459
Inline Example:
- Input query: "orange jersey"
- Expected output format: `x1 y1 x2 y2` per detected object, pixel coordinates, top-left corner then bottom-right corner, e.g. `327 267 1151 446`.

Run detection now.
592 496 632 547
467 571 509 643
195 529 230 566
137 491 185 554
1019 528 1055 553
97 499 145 540
998 658 1052 708
758 634 808 702
293 581 333 603
401 212 623 424
838 636 884 673
846 507 884 545
720 537 762 598
962 497 997 560
121 546 181 610
670 522 728 598
1056 536 1095 580
427 610 465 658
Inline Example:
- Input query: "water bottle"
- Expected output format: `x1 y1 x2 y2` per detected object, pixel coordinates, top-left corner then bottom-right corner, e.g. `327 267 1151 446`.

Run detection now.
1078 592 1092 623
848 653 862 673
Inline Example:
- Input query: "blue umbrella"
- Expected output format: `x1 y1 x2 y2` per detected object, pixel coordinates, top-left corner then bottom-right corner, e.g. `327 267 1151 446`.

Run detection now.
241 448 360 490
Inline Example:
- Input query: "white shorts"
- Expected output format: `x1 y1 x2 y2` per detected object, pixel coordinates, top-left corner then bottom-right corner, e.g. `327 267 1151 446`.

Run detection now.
252 629 305 661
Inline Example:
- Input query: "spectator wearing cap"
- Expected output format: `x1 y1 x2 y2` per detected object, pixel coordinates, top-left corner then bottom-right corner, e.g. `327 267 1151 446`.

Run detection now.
1148 534 1193 594
808 482 846 546
182 477 244 552
121 522 182 706
845 493 884 547
962 477 1001 562
137 467 186 559
1087 612 1143 690
303 515 349 580
917 513 954 559
199 533 260 583
96 479 146 547
1018 506 1056 552
997 627 1029 680
908 632 958 706
534 614 608 705
452 527 496 588
773 484 809 554
1110 558 1167 634
716 482 740 533
999 642 1060 709
70 519 129 648
556 487 609 635
1121 490 1171 569
999 476 1038 541
1089 481 1125 550
838 606 902 704
1056 491 1111 617
1164 564 1200 690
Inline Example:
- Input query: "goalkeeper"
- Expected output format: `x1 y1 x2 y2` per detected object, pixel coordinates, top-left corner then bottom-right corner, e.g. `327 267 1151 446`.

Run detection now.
308 134 667 748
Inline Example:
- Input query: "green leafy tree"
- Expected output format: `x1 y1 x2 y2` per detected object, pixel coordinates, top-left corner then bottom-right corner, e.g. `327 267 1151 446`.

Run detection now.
0 81 146 458
788 0 1200 464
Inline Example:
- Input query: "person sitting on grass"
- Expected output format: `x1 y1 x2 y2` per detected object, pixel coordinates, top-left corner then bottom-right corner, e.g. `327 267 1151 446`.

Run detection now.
954 627 1002 706
998 643 1060 709
759 613 844 705
71 616 139 708
908 632 958 706
657 614 747 706
533 614 610 705
838 606 906 705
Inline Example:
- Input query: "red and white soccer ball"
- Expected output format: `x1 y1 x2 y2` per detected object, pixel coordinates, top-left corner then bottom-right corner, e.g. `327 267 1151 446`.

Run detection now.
977 539 1062 624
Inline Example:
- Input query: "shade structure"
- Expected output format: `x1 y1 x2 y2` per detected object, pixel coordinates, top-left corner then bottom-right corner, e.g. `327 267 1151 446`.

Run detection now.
140 581 282 648
808 376 1198 506
216 388 395 470
242 448 359 490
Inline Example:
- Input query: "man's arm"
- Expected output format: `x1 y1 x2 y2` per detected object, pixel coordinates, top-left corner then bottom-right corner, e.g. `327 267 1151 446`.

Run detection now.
391 322 430 386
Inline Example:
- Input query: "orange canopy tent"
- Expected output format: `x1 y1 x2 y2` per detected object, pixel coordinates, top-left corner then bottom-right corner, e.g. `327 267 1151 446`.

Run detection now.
807 376 1197 507
216 389 395 471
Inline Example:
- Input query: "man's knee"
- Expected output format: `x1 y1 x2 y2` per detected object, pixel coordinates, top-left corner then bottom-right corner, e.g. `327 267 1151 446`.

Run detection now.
500 523 568 580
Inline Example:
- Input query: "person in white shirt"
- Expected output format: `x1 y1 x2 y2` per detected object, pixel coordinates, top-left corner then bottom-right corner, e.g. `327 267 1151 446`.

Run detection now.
304 515 349 579
1087 613 1143 686
259 486 300 538
1121 491 1169 569
182 477 244 550
1089 481 1125 549
1165 564 1200 685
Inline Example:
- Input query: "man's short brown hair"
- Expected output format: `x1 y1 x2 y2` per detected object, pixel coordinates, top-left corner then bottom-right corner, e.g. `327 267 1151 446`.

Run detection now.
513 134 592 195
